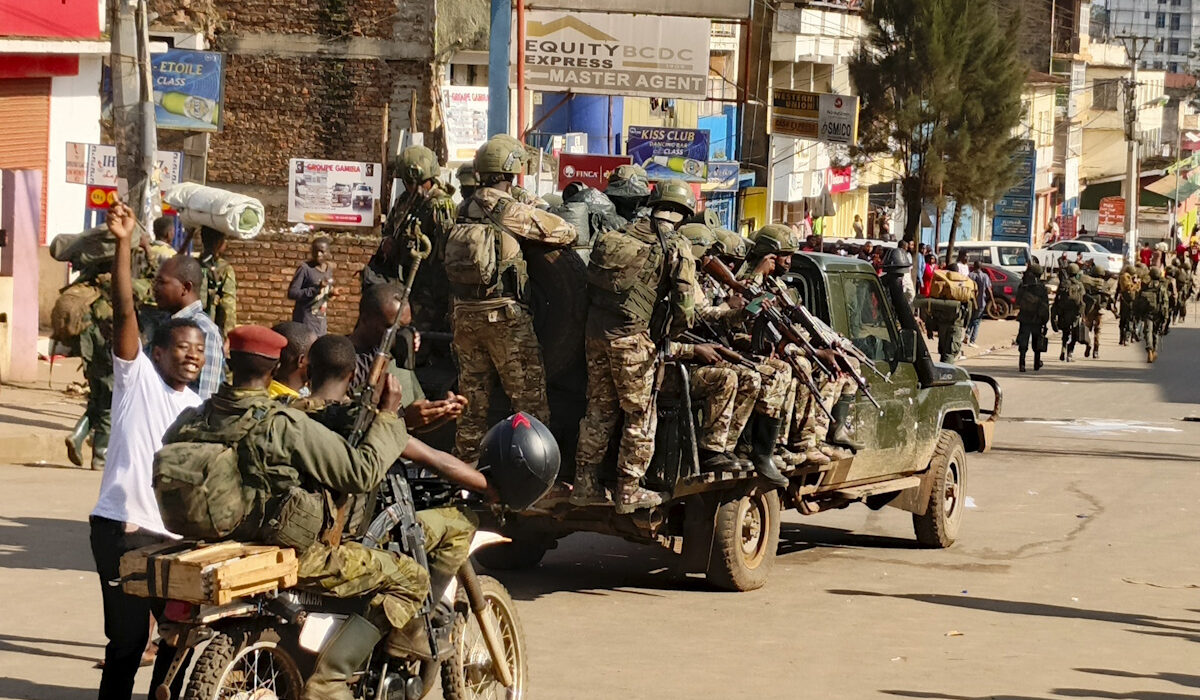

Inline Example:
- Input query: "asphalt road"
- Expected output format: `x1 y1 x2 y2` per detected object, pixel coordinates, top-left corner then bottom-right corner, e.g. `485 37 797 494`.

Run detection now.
2 318 1199 699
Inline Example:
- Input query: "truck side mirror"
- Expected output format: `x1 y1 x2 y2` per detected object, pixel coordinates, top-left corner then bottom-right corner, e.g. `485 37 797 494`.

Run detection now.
899 328 920 364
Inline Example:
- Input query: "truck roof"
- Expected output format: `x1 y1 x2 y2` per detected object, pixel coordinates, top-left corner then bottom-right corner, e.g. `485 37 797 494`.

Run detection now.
796 251 877 274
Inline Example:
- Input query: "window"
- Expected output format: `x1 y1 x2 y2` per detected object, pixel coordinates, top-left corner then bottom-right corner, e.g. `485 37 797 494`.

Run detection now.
996 247 1029 267
1093 79 1120 110
1170 38 1181 54
1157 12 1166 27
1170 62 1180 72
1171 13 1181 29
841 275 896 364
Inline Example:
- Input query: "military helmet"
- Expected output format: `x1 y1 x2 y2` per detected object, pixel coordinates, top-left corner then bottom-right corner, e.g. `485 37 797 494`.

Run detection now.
456 162 479 188
605 164 651 199
678 223 717 259
750 224 798 256
647 178 697 217
397 145 440 185
1121 264 1134 276
1027 261 1044 277
477 412 560 512
474 135 528 175
1066 262 1081 276
712 228 749 260
1150 266 1164 280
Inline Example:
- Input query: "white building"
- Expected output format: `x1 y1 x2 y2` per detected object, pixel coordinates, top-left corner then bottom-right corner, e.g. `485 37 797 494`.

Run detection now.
1099 0 1198 74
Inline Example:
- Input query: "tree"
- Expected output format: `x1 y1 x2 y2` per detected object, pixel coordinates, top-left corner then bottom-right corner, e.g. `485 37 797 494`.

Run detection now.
850 0 1025 246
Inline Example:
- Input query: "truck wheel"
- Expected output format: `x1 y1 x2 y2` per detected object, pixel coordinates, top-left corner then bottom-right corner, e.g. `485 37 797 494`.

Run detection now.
473 534 553 572
706 490 781 592
913 429 967 548
987 297 1012 320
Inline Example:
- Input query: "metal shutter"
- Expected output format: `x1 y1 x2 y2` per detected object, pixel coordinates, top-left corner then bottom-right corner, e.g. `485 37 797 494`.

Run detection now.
0 78 51 242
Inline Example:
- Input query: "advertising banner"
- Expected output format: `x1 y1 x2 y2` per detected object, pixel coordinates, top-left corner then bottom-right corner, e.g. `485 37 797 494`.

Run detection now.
516 10 710 99
525 0 750 19
442 86 489 162
69 142 184 210
827 166 854 194
1097 196 1125 237
626 126 711 182
558 153 631 190
771 89 860 145
151 49 225 132
288 159 383 227
706 161 739 192
991 140 1037 243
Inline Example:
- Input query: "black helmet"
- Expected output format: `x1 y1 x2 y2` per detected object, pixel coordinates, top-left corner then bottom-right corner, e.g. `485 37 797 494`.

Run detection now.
478 413 560 511
880 246 912 273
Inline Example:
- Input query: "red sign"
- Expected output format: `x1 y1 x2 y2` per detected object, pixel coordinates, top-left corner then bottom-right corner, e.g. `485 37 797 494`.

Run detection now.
558 154 632 191
1097 196 1125 236
0 0 100 39
828 166 853 194
86 185 117 211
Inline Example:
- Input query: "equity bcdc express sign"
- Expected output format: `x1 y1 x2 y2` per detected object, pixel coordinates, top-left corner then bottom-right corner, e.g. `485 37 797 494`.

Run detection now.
515 10 710 99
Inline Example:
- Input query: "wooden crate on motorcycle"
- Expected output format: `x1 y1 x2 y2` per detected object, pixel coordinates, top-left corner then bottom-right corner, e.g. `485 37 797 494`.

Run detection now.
119 541 298 605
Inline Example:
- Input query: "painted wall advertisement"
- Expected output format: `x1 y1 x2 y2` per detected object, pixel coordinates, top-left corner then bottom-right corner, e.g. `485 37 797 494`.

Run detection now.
558 153 631 190
991 140 1036 243
771 89 860 145
516 10 710 99
67 142 184 210
442 86 489 162
288 159 383 227
151 49 225 132
626 126 711 182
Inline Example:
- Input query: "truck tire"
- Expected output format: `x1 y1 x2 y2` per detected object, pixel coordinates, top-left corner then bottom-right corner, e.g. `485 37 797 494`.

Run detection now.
913 429 967 548
706 490 781 592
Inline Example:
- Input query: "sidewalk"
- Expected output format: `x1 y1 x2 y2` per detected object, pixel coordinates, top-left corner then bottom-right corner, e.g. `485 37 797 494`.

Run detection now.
923 317 1018 362
0 349 87 469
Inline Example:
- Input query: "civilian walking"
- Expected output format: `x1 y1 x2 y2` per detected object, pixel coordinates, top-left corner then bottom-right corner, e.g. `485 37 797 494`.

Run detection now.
967 261 993 346
288 236 338 337
90 201 205 700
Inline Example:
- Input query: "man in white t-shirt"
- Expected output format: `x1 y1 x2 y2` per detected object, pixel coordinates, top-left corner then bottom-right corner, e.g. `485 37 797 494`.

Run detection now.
89 202 205 700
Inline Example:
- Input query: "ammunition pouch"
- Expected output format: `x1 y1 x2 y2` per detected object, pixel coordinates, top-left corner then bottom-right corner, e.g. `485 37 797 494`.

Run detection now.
264 487 327 553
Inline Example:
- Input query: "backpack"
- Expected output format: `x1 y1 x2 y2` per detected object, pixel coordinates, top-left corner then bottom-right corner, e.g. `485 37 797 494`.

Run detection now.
587 226 667 327
444 197 526 300
1059 279 1085 311
929 269 977 303
51 283 103 343
153 402 283 540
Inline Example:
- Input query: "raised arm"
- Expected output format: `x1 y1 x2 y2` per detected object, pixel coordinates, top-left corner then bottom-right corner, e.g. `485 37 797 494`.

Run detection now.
108 203 141 361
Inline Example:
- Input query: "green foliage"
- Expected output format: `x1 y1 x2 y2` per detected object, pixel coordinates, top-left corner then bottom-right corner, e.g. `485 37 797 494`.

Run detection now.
850 0 1026 242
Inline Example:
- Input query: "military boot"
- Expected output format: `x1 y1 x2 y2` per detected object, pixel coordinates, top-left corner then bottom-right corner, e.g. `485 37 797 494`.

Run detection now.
801 444 831 466
749 417 789 488
1059 348 1066 361
614 479 664 515
699 449 738 472
65 415 89 467
302 614 382 700
1019 353 1026 373
827 396 864 452
569 463 611 507
1084 345 1091 358
1034 353 1043 371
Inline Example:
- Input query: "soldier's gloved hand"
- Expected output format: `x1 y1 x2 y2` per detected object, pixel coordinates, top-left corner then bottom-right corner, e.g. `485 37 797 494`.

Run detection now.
378 374 404 416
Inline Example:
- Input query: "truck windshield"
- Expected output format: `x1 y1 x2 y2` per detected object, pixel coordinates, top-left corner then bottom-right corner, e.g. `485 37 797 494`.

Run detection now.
841 274 896 364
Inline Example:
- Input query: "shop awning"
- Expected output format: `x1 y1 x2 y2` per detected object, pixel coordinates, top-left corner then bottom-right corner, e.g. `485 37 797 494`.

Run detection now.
1145 175 1200 201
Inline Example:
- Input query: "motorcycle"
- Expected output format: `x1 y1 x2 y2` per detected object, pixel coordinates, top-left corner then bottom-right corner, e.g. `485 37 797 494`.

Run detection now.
149 464 527 700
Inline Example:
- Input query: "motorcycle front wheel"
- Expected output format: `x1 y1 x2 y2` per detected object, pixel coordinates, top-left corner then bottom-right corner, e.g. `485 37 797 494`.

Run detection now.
183 624 305 700
440 575 528 700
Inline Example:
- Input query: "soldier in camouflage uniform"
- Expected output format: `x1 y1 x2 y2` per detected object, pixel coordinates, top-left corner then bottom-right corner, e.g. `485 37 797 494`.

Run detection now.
160 326 426 700
1080 267 1115 359
1052 263 1086 362
455 163 479 218
448 136 576 462
363 145 458 335
1117 264 1141 345
604 164 652 221
1136 266 1170 362
571 179 697 512
198 226 237 337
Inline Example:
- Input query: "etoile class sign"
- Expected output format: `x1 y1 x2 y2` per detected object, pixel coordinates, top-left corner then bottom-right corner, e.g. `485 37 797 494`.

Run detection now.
514 10 710 99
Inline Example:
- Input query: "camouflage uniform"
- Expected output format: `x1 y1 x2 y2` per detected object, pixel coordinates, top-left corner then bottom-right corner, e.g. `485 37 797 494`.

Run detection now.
574 218 696 495
1080 273 1114 358
1135 272 1170 360
450 185 576 461
200 254 237 336
368 185 457 333
1117 267 1141 345
79 288 114 461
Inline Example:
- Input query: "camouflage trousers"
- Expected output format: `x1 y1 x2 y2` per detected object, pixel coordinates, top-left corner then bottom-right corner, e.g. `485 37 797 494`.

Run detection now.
576 332 657 482
452 303 549 462
1082 309 1103 351
418 505 477 591
780 354 815 448
1139 313 1164 353
791 354 858 447
79 322 113 451
297 541 430 633
755 357 792 420
1118 298 1136 342
689 365 741 453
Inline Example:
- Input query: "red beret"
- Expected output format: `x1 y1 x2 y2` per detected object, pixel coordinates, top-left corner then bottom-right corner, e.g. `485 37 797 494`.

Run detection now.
228 325 287 359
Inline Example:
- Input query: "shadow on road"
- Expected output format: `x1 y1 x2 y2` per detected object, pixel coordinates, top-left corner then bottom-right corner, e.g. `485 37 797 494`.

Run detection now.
777 522 918 556
884 690 1198 700
827 590 1200 635
1076 669 1200 689
0 678 96 700
0 633 103 664
0 517 93 571
990 443 1200 464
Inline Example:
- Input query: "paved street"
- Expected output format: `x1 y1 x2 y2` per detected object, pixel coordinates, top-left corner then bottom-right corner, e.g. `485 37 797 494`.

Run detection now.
2 317 1199 699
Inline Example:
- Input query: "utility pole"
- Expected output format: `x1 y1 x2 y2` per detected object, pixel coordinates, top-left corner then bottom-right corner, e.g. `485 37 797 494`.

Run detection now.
740 0 776 202
1118 35 1152 263
109 0 158 234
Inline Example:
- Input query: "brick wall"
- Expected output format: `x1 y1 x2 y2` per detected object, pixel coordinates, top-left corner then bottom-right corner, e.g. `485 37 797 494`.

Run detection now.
224 229 380 335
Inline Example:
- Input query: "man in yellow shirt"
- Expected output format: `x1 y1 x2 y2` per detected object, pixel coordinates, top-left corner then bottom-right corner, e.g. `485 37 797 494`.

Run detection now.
268 321 317 399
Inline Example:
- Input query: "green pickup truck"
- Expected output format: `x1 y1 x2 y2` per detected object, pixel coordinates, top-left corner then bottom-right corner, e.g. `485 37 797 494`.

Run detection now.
472 251 1001 591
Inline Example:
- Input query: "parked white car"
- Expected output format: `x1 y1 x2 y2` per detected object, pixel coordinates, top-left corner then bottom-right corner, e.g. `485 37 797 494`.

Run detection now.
936 241 1031 274
1031 240 1125 274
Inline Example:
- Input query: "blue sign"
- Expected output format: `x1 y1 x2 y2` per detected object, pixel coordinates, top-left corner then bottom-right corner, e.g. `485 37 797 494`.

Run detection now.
992 140 1036 243
705 192 737 230
151 49 225 132
626 126 711 182
707 162 739 192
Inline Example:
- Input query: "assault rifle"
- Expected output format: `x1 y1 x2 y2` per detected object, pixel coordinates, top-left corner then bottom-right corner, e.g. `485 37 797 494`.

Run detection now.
700 256 881 410
767 276 890 382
